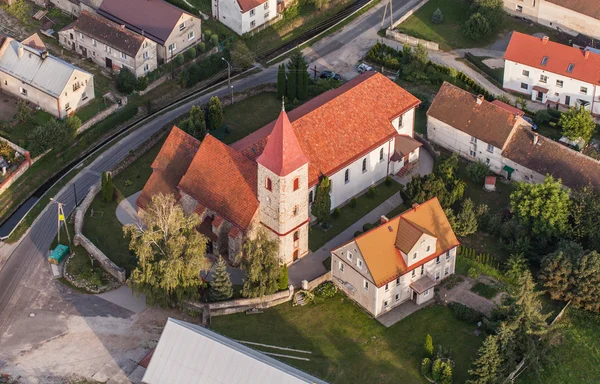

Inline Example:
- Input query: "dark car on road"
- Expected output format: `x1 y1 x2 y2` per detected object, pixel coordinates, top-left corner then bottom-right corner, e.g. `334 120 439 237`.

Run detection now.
320 70 342 81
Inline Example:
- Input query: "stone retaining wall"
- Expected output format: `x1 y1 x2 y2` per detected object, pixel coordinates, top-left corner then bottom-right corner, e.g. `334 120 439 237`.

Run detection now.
77 104 119 134
415 133 440 159
385 29 439 51
303 271 331 291
391 0 429 28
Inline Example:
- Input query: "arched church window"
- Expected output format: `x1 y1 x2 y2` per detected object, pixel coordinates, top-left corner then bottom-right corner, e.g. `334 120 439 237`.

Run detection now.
293 177 299 191
266 177 272 191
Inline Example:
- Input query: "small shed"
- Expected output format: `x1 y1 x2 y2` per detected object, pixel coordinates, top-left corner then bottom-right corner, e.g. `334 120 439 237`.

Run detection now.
48 244 69 264
484 176 496 192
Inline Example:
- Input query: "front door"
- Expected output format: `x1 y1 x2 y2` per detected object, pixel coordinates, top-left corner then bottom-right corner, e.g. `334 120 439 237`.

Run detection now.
106 57 112 69
565 95 571 107
293 250 299 262
412 290 417 302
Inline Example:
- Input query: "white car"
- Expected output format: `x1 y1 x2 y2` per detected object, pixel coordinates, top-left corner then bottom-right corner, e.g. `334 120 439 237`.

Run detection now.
357 63 374 73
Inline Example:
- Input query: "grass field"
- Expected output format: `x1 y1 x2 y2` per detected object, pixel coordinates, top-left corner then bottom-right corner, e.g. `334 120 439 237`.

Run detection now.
187 0 211 15
221 92 282 144
211 296 483 384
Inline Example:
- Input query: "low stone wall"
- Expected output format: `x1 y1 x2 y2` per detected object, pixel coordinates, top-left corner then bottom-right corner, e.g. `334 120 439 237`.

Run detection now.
386 29 439 50
303 271 331 291
391 0 429 28
77 103 119 134
0 137 32 196
415 133 440 159
0 137 27 154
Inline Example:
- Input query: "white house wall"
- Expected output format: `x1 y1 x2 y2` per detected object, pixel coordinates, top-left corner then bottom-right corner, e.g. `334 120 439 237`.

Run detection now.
392 108 415 137
214 0 277 36
161 14 202 63
503 59 600 115
331 250 377 315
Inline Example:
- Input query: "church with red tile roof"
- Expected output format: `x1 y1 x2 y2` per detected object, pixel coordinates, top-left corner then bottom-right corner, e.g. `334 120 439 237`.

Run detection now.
137 72 422 264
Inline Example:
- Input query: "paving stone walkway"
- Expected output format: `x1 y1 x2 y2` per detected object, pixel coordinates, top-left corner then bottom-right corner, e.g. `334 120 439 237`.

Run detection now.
377 299 434 327
438 277 499 317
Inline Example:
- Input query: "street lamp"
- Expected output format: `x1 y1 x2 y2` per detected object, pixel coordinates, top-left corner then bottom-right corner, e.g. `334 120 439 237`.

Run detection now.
222 57 233 105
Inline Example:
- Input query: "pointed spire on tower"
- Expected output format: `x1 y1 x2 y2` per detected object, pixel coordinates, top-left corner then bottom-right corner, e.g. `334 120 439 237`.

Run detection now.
282 96 285 112
256 107 308 177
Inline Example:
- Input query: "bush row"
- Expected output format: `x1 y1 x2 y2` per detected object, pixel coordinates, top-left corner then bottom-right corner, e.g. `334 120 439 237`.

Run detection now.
464 53 502 85
447 302 485 323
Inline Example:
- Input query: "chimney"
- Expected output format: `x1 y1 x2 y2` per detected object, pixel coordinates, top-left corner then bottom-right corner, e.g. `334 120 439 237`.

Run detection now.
412 203 420 210
41 50 47 59
542 36 549 44
533 132 539 145
380 215 389 224
584 49 590 59
476 95 484 105
18 45 24 58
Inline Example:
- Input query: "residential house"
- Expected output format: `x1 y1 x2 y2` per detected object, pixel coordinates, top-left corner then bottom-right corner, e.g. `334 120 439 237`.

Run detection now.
137 72 422 265
0 34 94 119
142 318 329 384
503 0 600 39
330 198 459 317
59 10 158 78
212 0 279 36
427 82 600 190
503 32 600 115
98 0 202 63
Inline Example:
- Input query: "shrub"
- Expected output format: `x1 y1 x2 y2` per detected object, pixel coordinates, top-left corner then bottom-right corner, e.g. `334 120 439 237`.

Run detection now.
353 230 362 237
362 223 374 232
174 54 185 66
204 29 212 41
135 76 149 91
116 67 137 94
468 266 480 278
424 334 434 357
198 42 206 52
535 109 552 124
463 13 492 40
466 161 489 184
421 358 432 377
278 264 288 290
431 8 443 24
186 47 197 60
367 186 376 198
332 208 341 219
384 175 393 187
211 34 219 47
471 282 501 299
447 301 485 323
313 281 337 298
349 198 357 208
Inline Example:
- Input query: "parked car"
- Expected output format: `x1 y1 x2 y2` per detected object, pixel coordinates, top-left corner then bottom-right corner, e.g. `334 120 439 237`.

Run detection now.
522 116 538 131
320 70 342 81
357 63 374 73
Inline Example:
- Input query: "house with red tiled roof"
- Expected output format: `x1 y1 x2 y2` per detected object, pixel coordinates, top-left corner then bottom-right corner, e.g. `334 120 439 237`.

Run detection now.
427 83 600 191
503 0 600 40
503 32 600 116
137 72 422 264
330 198 459 317
212 0 280 36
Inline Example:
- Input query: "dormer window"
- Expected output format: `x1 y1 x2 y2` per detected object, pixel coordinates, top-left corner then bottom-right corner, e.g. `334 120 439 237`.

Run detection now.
567 63 575 73
293 177 299 191
541 56 548 66
265 177 272 191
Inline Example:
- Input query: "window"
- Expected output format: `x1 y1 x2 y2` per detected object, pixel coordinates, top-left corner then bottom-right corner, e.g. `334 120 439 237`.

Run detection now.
412 252 417 260
486 158 490 165
292 206 298 216
79 32 84 40
250 20 256 28
364 280 369 291
435 271 440 280
143 41 148 48
82 92 88 100
168 43 176 53
121 52 127 59
423 289 429 296
520 82 528 90
291 178 299 191
539 74 548 83
567 63 575 73
264 2 268 9
188 31 195 41
250 9 255 16
516 5 523 11
412 269 416 277
580 86 588 94
556 79 563 88
541 56 548 66
385 283 389 292
396 277 401 286
70 33 73 40
487 144 494 153
384 300 389 308
339 261 344 272
436 256 440 265
357 259 363 269
3 80 6 86
398 114 403 127
379 148 384 162
344 169 349 184
469 149 476 157
92 39 97 47
308 190 314 204
293 231 299 241
426 245 431 252
20 87 27 96
395 293 400 302
444 266 449 276
347 251 353 261
92 51 96 57
446 251 451 259
470 136 477 144
179 22 185 30
264 12 269 18
65 103 71 111
143 51 150 59
420 265 424 275
362 158 367 173
265 177 272 191
144 63 149 72
522 69 529 77
105 45 112 53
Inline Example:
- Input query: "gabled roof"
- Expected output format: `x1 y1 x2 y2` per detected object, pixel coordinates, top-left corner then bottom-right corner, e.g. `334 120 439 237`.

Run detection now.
232 72 421 185
545 0 600 20
143 318 329 384
21 33 46 52
427 82 520 149
349 198 459 287
257 108 309 176
64 10 146 57
0 37 90 98
178 135 259 230
491 100 524 116
237 0 267 13
137 127 200 209
98 0 195 45
503 126 600 190
504 32 600 86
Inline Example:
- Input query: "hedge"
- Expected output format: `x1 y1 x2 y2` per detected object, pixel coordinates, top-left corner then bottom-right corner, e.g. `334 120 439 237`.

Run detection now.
464 53 503 86
447 302 485 323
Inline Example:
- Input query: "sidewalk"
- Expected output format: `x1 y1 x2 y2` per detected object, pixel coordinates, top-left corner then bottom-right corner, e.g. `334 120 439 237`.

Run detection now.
288 193 403 287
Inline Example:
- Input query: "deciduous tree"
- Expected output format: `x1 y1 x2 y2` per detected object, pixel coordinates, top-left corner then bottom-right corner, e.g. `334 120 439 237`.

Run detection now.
237 229 282 298
16 99 31 124
311 176 331 226
207 96 223 131
124 193 210 306
462 13 491 40
180 105 207 140
559 106 597 144
230 40 254 69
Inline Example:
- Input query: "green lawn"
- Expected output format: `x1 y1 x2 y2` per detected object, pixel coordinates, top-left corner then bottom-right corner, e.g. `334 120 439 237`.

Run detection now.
470 281 501 299
309 180 403 251
414 107 427 135
221 92 282 144
211 296 483 384
463 55 504 85
76 98 110 123
0 110 54 147
188 0 211 15
397 0 569 51
517 309 600 384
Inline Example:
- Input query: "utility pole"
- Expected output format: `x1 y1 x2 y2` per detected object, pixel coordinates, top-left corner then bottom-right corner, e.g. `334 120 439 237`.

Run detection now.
311 65 318 82
381 0 394 29
222 57 233 105
73 184 78 207
51 198 71 248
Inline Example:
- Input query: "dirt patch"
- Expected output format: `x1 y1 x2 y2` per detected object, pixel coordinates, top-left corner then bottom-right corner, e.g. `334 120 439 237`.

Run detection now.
0 94 19 123
482 57 504 69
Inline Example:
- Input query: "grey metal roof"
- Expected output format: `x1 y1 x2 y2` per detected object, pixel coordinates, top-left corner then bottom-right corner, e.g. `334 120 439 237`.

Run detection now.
0 39 90 98
142 318 329 384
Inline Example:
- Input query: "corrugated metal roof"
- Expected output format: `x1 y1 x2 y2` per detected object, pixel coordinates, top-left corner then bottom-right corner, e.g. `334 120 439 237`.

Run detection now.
142 318 329 384
0 38 90 98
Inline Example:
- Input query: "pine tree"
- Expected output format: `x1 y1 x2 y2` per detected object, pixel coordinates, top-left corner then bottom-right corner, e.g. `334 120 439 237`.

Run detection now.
311 176 331 226
277 64 286 100
101 172 107 201
181 106 207 140
101 172 113 203
432 359 444 382
467 335 502 384
297 61 309 100
209 256 233 301
207 96 223 131
286 67 297 101
440 363 452 384
424 334 434 357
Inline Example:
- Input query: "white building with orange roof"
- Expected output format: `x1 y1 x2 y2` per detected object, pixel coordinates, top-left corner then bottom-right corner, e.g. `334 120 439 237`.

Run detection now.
212 0 279 35
330 198 459 317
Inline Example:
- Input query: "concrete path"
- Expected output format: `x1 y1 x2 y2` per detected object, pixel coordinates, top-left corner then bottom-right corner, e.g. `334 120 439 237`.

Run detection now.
116 191 141 226
377 299 433 327
395 147 434 185
96 286 147 314
288 193 403 286
438 277 497 317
